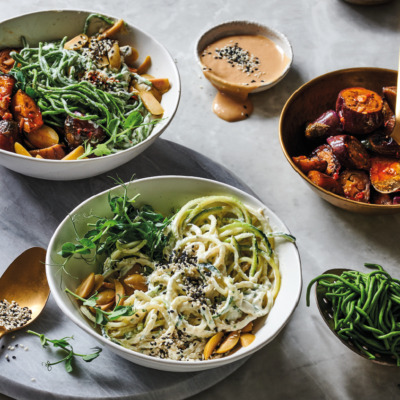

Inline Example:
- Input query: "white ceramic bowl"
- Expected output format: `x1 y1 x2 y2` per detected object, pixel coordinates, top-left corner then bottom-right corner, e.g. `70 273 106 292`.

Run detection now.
0 10 180 180
195 20 293 93
46 176 302 372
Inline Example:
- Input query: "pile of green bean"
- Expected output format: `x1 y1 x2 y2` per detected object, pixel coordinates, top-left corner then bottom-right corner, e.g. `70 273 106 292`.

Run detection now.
8 24 155 158
306 264 400 365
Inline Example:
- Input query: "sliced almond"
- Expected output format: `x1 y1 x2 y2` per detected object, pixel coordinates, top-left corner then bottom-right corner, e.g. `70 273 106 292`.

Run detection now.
62 145 85 160
64 34 88 50
204 332 224 360
14 142 32 157
240 333 255 347
75 272 95 299
215 331 240 354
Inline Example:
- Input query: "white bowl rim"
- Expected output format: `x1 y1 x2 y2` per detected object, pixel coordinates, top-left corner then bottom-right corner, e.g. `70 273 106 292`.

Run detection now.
194 19 293 92
46 175 302 369
0 8 181 163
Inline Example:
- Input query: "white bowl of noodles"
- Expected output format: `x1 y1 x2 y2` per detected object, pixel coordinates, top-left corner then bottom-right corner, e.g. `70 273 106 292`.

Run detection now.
46 176 302 371
0 10 180 180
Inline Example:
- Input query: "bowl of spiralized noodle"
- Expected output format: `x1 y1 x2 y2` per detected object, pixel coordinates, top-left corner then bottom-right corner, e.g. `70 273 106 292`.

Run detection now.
46 176 302 371
0 10 180 180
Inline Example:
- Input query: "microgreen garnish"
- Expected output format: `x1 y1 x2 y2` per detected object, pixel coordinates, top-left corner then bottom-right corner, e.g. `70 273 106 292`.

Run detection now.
65 288 135 325
27 330 102 372
59 181 173 263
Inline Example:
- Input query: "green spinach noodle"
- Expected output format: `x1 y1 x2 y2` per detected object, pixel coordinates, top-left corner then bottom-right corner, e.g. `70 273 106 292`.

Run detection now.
8 15 160 158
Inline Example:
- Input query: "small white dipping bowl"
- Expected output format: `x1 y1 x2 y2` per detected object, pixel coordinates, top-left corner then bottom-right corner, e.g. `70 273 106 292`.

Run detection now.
46 176 302 372
0 10 180 180
196 20 293 93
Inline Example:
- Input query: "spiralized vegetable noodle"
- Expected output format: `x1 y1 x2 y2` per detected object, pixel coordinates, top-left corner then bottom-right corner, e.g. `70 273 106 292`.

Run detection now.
77 195 284 361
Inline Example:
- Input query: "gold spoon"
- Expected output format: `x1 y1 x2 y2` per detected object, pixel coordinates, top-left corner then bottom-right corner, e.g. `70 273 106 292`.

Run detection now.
315 268 396 366
0 247 49 339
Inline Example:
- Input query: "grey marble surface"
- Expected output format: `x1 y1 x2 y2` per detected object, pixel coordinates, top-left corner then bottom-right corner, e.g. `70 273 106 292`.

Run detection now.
1 0 400 399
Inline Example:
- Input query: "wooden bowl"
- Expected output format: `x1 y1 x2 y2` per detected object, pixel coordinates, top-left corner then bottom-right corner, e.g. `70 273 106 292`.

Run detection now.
279 67 400 214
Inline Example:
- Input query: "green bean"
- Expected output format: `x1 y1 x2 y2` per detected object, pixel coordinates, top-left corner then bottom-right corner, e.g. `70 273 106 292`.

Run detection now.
306 264 400 364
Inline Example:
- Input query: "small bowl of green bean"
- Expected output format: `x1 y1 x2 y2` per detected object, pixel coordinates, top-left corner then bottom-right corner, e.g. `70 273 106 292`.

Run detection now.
0 10 180 180
307 264 400 366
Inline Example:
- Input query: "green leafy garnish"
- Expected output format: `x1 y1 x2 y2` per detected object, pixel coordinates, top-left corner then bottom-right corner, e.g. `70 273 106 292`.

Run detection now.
28 330 102 372
59 182 173 262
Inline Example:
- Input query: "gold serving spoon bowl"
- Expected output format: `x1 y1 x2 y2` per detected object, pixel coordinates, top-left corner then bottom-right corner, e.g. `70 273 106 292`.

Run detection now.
0 247 49 338
315 268 397 367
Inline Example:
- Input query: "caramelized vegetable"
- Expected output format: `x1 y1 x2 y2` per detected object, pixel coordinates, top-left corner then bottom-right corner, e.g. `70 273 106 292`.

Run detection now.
124 274 148 292
29 144 66 159
240 333 255 347
371 191 392 205
11 89 43 133
64 115 105 148
366 133 400 158
339 170 370 203
307 170 344 195
382 86 397 112
0 120 19 152
26 125 59 149
370 157 400 194
305 110 342 140
311 144 341 177
336 87 383 134
0 74 15 118
204 332 224 360
215 331 240 354
98 19 124 39
75 272 95 299
382 99 395 136
0 49 16 73
292 155 327 174
137 55 152 75
64 34 88 50
326 135 370 170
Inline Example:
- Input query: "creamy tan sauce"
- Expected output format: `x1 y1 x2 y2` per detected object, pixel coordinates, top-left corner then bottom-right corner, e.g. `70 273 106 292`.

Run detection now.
201 34 289 122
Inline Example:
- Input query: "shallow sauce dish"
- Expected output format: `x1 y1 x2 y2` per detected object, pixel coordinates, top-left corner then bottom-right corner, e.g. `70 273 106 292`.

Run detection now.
279 67 400 214
0 10 180 180
46 176 302 372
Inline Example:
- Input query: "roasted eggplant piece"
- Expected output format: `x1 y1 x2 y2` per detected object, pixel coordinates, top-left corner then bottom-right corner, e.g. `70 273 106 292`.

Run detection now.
339 170 370 203
326 135 370 170
307 170 344 195
305 110 342 140
311 144 341 177
382 86 397 112
370 156 400 194
0 74 15 118
11 89 43 133
29 144 66 160
292 155 327 174
336 87 383 135
371 191 392 205
64 114 106 148
0 120 19 152
382 99 395 136
365 133 400 158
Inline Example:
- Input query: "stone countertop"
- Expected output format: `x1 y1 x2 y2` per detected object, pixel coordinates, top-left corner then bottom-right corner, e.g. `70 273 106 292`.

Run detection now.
1 0 400 399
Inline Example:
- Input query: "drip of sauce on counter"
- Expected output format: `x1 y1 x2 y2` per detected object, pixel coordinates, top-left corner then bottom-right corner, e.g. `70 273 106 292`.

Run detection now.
201 35 289 122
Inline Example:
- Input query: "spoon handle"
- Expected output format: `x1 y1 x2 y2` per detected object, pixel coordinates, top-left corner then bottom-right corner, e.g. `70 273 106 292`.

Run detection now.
0 326 7 339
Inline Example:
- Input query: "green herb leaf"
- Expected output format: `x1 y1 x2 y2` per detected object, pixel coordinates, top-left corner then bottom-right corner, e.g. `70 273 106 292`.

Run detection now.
124 111 143 130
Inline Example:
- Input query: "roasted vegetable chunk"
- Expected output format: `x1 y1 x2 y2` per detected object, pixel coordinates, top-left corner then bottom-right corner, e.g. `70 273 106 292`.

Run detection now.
0 120 19 152
305 110 342 141
370 156 400 194
311 144 341 177
29 144 66 160
0 49 16 73
339 170 370 203
11 89 43 133
366 133 400 158
307 170 344 195
292 155 327 174
336 87 383 135
382 86 397 112
327 135 370 170
0 74 15 118
64 115 106 148
371 191 392 205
